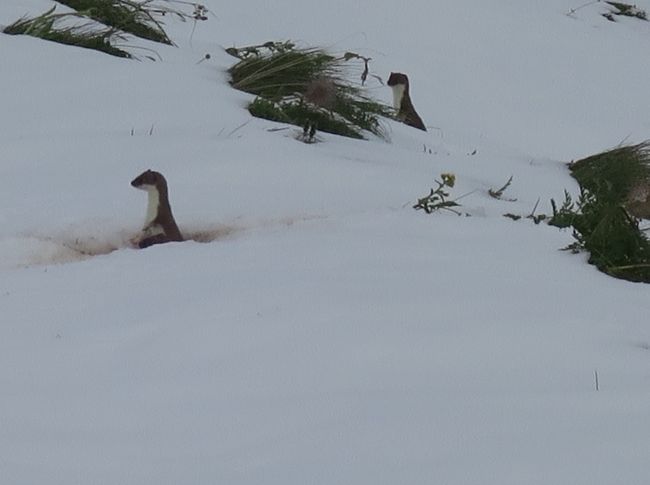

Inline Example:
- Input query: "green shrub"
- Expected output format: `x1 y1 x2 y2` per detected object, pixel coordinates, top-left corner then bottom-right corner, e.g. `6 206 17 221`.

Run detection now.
228 41 392 140
551 142 650 282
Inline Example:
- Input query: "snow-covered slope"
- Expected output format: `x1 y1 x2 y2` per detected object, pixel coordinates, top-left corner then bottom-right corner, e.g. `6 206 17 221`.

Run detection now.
1 1 649 484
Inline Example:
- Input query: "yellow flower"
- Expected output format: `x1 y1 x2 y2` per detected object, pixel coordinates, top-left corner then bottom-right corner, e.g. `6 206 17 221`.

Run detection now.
441 173 456 188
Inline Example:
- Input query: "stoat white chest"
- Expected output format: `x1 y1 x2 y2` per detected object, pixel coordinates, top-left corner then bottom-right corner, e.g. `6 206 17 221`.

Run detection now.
144 187 160 227
390 84 406 110
134 187 164 238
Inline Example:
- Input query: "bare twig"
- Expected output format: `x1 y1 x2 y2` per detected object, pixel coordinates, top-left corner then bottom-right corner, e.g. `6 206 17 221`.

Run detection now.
567 0 601 16
488 175 517 201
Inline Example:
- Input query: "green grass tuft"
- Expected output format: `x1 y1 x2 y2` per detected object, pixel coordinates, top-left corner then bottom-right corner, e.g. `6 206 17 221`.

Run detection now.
229 41 392 140
570 142 650 203
2 1 206 58
230 44 334 100
55 0 173 45
3 6 131 58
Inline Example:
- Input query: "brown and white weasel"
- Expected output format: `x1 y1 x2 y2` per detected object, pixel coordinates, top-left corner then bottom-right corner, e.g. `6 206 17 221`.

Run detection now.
131 169 183 248
387 72 427 131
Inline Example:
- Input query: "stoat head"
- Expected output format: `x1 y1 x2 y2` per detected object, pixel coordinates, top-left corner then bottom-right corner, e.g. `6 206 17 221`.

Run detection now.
131 169 167 192
387 72 409 88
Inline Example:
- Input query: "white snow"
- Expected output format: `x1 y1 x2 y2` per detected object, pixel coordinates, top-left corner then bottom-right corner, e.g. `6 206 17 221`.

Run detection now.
1 1 650 484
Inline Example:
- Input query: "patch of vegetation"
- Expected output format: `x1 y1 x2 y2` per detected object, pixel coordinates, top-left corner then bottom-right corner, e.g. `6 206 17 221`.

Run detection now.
414 173 462 215
567 0 647 20
3 6 131 58
604 1 648 21
249 98 364 139
550 142 650 282
570 142 650 203
228 41 392 140
55 0 173 44
3 1 208 58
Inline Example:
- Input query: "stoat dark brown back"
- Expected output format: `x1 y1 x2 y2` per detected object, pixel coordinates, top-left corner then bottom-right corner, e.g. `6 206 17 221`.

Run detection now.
387 72 427 131
131 169 183 248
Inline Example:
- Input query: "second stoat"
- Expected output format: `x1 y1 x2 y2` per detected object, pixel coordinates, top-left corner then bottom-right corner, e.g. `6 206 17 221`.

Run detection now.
131 169 183 248
387 72 427 131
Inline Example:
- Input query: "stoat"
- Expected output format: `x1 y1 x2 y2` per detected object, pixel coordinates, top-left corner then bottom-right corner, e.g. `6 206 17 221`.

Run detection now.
387 72 427 131
131 169 183 248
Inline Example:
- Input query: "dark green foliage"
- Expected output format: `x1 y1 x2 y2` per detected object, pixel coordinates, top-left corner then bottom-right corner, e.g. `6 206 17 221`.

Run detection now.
229 41 392 140
249 98 364 139
605 1 648 20
577 203 650 280
2 1 202 57
248 98 291 123
56 0 173 44
549 190 578 229
551 142 650 282
3 7 131 58
332 97 391 140
570 142 650 203
572 191 650 281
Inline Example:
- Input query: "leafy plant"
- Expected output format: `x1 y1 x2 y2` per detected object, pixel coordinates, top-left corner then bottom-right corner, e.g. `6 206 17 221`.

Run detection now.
413 173 462 214
228 41 392 140
550 142 650 282
549 190 578 229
